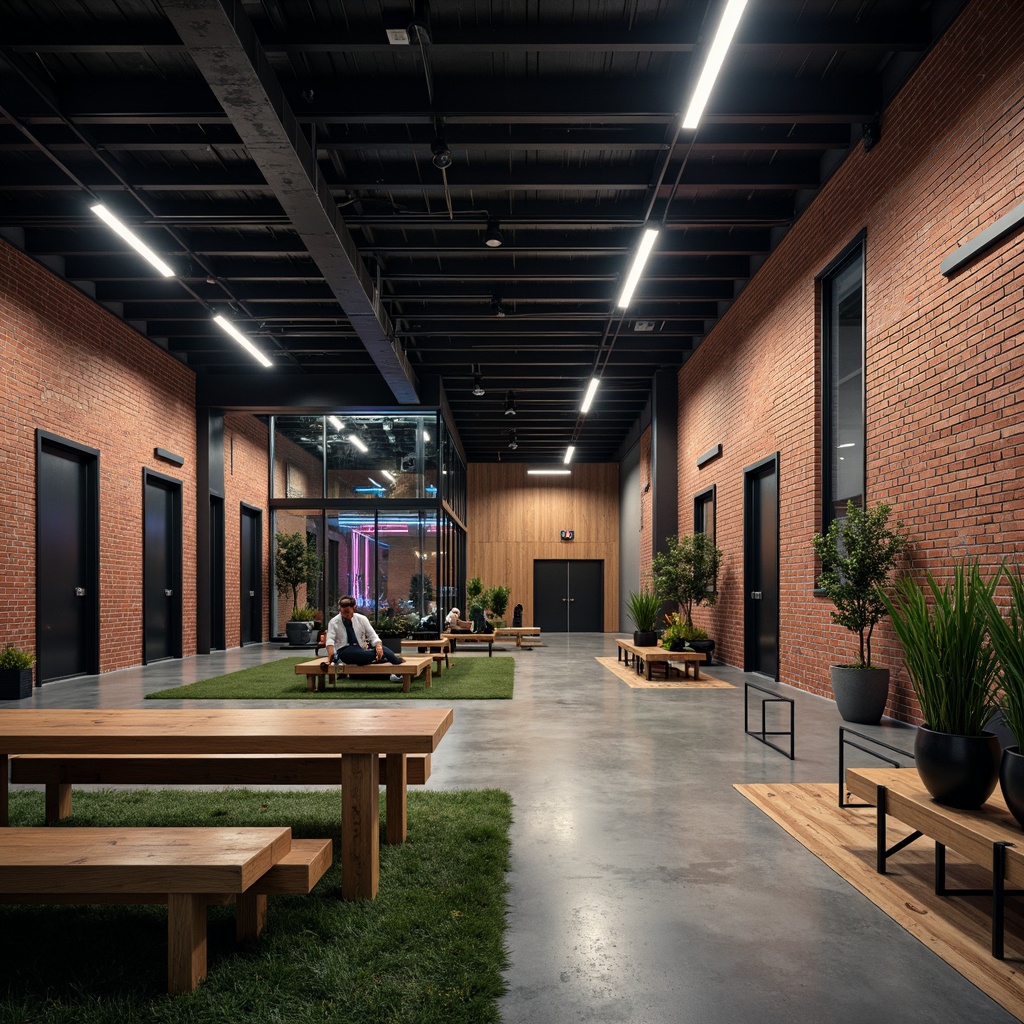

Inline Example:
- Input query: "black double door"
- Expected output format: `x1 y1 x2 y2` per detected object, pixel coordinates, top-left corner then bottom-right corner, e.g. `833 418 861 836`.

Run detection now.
37 434 99 682
143 472 182 663
533 560 604 632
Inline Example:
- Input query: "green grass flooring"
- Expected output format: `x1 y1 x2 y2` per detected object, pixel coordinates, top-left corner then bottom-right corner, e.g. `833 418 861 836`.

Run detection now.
0 787 512 1023
146 655 513 700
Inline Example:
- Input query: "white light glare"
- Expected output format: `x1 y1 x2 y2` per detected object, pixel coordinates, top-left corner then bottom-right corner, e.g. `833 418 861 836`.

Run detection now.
681 0 749 130
617 228 660 308
348 434 368 453
212 315 272 367
580 377 600 414
90 203 175 277
382 470 396 482
328 416 346 431
527 469 571 475
564 445 575 465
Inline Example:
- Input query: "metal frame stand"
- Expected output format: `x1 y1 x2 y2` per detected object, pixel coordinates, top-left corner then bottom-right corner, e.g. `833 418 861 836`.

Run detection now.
743 682 795 760
838 727 914 807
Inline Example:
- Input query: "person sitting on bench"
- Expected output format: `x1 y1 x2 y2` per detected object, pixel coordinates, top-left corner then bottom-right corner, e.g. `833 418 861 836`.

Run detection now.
325 596 404 680
444 606 473 632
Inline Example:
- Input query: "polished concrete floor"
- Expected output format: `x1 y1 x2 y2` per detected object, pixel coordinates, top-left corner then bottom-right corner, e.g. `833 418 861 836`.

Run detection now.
8 634 1017 1024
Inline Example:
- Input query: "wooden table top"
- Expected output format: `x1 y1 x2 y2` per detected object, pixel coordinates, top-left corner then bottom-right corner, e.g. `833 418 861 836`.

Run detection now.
0 707 453 756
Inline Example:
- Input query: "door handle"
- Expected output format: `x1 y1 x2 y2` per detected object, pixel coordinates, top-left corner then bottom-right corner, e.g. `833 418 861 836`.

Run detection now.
568 598 575 602
164 588 173 597
74 587 86 597
249 590 255 598
750 591 762 600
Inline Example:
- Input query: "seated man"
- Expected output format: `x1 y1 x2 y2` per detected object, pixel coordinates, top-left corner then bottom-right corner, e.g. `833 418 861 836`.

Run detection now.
324 596 404 681
444 606 473 632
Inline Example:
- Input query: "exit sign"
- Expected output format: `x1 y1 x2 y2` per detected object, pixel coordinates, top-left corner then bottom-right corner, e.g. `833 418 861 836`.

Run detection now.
560 530 574 540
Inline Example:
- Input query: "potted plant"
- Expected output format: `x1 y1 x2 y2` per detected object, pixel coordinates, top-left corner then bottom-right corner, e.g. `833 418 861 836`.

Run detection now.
375 610 409 641
983 563 1024 827
275 530 324 646
652 533 723 663
627 588 660 647
483 585 511 628
660 613 694 652
0 644 34 700
881 562 1001 810
467 576 487 632
811 501 909 724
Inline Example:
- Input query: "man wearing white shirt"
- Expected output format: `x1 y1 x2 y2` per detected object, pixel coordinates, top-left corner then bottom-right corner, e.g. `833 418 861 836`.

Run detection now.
325 595 404 680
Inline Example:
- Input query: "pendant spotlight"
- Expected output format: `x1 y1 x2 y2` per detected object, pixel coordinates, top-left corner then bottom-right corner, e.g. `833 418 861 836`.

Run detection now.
430 118 452 169
508 429 518 450
504 391 517 416
484 219 504 247
472 374 486 396
490 295 507 317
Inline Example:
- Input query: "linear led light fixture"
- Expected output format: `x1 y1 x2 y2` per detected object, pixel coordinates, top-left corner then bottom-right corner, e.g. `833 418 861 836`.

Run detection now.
328 415 346 431
382 470 396 482
681 0 748 130
564 445 575 465
616 228 659 308
527 469 571 475
348 434 368 453
580 377 600 414
90 203 175 277
212 314 272 367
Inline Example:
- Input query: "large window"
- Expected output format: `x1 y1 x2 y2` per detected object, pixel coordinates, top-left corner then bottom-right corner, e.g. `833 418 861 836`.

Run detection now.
820 238 865 528
694 486 716 541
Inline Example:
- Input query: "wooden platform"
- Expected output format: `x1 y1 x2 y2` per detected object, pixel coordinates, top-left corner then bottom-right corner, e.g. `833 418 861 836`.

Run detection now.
493 626 542 647
294 654 432 692
614 638 703 680
399 637 451 672
442 633 494 656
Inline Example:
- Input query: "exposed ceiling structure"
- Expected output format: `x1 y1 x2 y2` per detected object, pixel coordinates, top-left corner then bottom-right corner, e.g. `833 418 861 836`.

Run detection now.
0 0 968 462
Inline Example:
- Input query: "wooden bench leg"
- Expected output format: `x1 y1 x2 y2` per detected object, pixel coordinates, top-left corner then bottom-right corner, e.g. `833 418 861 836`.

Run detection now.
692 661 701 680
167 892 207 994
0 753 7 826
340 752 380 899
45 782 73 824
236 891 268 942
385 752 408 844
425 666 431 689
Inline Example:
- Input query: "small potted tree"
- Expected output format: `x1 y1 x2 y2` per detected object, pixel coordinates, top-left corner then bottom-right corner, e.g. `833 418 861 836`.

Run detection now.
652 533 723 663
627 588 661 647
275 530 323 646
0 644 34 700
812 501 908 724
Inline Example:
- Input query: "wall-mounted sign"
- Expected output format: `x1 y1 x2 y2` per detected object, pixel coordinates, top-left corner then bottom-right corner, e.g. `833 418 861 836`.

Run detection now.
560 530 575 540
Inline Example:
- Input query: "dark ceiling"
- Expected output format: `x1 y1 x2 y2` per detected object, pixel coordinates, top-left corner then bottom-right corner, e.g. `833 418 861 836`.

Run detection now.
0 0 967 462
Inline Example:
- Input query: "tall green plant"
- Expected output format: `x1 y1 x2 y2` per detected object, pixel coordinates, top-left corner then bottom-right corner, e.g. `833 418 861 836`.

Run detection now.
881 562 999 735
984 563 1024 747
486 585 511 620
652 533 723 628
812 501 908 668
626 588 660 632
275 531 323 616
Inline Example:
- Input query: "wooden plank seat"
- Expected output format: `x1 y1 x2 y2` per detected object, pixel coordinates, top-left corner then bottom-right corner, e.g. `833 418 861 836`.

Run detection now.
0 826 331 993
9 752 431 844
442 633 494 656
614 638 703 681
398 637 451 673
294 654 432 693
493 626 542 647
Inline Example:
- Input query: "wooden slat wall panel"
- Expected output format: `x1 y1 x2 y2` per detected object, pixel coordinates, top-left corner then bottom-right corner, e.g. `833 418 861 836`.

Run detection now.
467 464 619 629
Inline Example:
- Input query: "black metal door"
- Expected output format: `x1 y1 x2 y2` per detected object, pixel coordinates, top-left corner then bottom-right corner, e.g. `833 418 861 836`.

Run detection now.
744 456 779 678
210 496 225 650
533 560 604 632
37 434 99 682
240 505 262 645
144 472 182 663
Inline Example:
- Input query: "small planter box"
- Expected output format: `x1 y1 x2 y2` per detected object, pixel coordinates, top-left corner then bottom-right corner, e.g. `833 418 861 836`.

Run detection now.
0 668 33 700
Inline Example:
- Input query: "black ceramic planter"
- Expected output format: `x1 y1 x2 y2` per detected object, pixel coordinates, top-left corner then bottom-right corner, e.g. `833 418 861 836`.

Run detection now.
914 726 1001 810
689 639 716 665
633 630 658 647
830 666 889 725
0 668 33 700
999 746 1024 829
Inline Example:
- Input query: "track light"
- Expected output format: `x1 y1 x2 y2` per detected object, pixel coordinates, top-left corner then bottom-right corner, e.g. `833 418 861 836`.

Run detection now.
508 429 518 450
490 295 507 317
681 0 749 130
472 374 485 396
348 434 368 453
484 220 504 247
580 377 600 413
212 315 272 367
564 445 575 465
504 391 517 416
90 203 175 278
617 228 660 308
431 136 452 169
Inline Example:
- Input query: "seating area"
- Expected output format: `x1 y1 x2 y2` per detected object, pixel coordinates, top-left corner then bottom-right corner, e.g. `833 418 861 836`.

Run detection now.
615 638 704 680
294 654 433 692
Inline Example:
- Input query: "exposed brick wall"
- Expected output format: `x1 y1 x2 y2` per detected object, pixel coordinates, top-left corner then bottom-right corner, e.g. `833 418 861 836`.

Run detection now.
223 412 270 645
675 0 1024 723
0 240 197 672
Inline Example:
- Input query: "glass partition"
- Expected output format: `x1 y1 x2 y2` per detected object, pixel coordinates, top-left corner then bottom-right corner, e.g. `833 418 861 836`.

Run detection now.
272 417 325 499
271 509 325 634
327 414 438 500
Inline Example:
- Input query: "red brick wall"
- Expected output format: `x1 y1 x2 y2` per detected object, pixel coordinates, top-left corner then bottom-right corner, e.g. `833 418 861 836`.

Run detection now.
0 240 197 671
223 412 270 645
675 0 1024 722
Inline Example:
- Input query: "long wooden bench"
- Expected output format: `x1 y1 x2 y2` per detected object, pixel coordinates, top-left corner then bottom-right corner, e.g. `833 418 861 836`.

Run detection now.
0 826 332 993
493 626 542 647
295 654 432 692
399 637 451 673
615 638 703 680
442 633 494 656
9 752 430 844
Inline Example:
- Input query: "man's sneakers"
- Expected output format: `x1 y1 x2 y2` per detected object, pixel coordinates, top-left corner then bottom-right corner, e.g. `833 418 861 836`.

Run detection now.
389 673 402 682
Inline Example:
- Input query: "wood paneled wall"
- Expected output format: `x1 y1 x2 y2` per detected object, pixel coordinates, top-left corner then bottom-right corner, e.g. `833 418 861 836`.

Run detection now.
467 463 619 629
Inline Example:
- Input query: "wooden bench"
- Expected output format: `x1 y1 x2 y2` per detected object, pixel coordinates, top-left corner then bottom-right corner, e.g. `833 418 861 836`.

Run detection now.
0 826 331 993
399 637 451 673
442 633 494 656
493 626 542 647
614 638 703 680
9 752 431 843
846 766 1024 958
294 654 433 693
